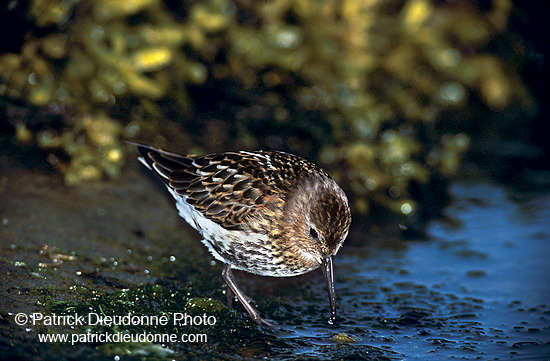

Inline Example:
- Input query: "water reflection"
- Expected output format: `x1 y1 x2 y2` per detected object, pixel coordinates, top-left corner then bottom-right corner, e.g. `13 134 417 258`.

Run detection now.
274 182 549 360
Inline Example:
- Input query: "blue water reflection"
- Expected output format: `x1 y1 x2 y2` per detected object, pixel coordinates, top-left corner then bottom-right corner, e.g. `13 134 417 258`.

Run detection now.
276 182 549 360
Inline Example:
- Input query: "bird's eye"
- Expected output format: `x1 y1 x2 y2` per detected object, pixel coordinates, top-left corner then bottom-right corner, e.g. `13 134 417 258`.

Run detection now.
309 227 319 240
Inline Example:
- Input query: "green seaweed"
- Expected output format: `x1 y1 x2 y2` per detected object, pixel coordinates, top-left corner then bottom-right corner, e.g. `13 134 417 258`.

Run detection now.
46 283 270 356
0 0 536 222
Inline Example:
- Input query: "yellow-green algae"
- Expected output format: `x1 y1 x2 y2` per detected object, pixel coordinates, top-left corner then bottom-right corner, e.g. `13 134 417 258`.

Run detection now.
47 284 268 353
0 0 535 218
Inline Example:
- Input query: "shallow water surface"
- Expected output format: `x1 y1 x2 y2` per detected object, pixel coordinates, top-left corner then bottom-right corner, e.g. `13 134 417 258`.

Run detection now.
274 182 550 360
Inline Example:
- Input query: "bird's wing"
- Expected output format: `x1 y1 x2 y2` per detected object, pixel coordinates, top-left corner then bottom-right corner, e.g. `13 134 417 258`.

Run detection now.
137 145 302 231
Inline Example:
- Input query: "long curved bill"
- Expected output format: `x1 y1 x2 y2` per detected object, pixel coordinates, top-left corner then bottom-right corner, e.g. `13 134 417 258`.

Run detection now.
322 255 337 325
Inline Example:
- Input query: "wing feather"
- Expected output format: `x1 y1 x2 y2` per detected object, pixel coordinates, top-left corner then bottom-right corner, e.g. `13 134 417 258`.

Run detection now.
136 144 309 231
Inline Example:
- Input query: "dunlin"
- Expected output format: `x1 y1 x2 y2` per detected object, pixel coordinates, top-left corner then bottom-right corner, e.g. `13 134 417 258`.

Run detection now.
135 144 351 326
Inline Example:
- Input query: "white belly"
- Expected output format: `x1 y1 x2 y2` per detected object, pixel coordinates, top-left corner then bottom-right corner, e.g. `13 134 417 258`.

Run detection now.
167 187 305 277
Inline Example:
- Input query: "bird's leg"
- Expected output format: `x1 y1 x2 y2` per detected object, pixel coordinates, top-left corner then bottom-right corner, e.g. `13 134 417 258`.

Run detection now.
223 284 234 308
222 264 276 327
223 283 256 308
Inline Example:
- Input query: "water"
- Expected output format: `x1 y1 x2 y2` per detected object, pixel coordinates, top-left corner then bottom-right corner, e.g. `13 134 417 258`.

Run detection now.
273 182 550 360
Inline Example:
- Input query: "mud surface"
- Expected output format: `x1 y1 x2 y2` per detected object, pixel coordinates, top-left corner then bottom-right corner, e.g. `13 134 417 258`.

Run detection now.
1 143 549 360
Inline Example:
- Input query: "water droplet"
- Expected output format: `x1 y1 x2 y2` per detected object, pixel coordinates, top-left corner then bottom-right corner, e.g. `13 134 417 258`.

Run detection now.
439 82 465 104
28 73 37 85
438 48 461 68
401 202 413 215
275 28 300 48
